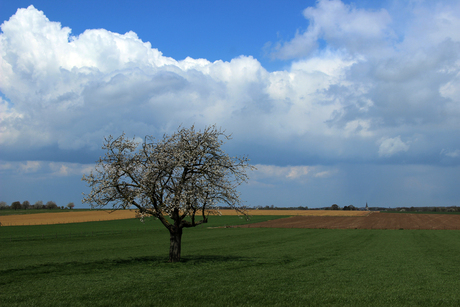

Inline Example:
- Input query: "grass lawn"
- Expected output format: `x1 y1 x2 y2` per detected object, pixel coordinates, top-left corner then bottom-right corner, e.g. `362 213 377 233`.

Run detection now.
1 216 459 306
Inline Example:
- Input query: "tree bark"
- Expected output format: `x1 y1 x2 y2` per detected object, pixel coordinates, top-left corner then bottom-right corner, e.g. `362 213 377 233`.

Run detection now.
169 227 182 263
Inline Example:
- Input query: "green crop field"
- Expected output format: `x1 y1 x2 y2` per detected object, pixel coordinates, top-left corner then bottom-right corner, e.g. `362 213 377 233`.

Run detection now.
1 216 459 306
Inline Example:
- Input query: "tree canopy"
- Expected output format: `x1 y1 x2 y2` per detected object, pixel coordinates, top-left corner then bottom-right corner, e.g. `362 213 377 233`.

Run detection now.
82 125 254 262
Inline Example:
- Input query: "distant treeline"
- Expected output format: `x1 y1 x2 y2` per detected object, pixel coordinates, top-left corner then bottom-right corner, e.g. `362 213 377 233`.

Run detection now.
222 204 460 212
248 204 362 211
3 201 457 213
0 200 75 210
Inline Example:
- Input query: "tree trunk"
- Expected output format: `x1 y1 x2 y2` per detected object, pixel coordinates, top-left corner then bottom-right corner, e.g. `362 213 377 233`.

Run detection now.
169 227 183 263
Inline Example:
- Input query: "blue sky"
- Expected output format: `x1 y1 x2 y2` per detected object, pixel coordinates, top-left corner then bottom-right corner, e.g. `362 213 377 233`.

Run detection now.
1 0 312 71
1 0 459 209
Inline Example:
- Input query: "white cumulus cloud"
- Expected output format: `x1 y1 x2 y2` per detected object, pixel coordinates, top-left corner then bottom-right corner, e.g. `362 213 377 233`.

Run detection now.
378 136 409 157
1 1 460 208
271 0 393 59
0 2 459 169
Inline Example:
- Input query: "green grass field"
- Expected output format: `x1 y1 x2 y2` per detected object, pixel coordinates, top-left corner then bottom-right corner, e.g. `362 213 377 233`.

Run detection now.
1 216 459 306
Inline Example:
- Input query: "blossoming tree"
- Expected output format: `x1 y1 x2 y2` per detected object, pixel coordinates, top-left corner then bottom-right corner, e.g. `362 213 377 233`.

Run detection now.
82 125 254 262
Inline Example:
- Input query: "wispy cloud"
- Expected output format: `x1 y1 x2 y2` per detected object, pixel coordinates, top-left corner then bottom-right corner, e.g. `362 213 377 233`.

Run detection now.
441 149 460 158
0 160 94 177
19 161 42 173
252 164 338 181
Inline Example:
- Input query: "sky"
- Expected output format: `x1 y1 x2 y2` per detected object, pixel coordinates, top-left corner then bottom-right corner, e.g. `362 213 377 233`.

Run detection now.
1 0 459 209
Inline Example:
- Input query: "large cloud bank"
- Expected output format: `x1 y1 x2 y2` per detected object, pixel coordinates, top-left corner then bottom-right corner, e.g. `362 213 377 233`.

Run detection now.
1 1 460 207
1 2 460 166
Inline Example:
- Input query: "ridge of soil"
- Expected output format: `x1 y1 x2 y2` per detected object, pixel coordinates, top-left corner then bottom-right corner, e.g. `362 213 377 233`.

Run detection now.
237 212 460 230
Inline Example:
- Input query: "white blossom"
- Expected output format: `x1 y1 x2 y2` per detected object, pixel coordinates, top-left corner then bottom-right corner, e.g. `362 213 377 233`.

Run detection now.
82 125 255 262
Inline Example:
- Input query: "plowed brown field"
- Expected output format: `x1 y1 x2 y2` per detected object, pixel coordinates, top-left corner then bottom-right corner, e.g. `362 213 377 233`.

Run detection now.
238 212 460 230
219 209 371 216
0 209 369 226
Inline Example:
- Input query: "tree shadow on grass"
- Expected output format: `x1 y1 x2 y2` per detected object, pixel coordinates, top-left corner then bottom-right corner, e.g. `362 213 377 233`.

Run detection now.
179 255 251 264
1 254 252 282
108 254 251 266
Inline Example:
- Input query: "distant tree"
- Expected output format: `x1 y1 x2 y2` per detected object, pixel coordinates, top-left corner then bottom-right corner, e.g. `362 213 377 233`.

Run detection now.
67 202 75 209
331 204 340 210
22 200 31 210
45 201 58 209
0 201 8 209
11 201 22 210
33 200 44 209
82 125 254 262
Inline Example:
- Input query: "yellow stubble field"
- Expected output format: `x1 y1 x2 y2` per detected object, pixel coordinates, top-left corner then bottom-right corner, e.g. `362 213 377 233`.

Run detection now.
0 210 138 226
0 209 371 226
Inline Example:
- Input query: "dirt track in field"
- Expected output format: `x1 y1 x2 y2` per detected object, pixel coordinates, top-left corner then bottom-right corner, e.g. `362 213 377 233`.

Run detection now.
238 212 460 230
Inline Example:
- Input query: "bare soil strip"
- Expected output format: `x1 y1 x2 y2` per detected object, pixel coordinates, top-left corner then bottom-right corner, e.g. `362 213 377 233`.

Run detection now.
238 213 460 230
0 209 369 226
